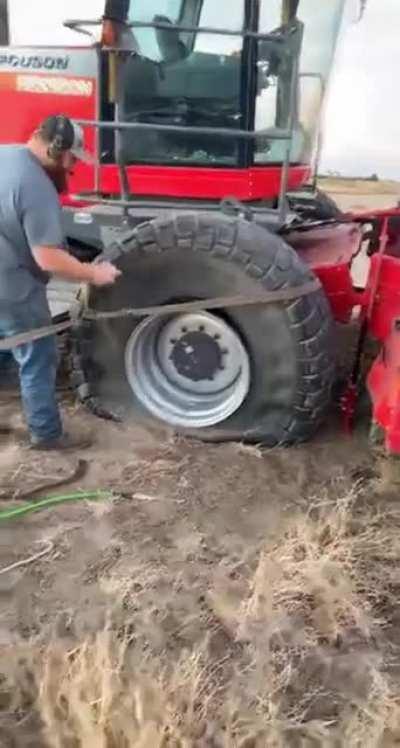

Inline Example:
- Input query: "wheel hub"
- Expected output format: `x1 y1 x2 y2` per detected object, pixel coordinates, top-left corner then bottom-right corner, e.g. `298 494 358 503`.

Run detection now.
124 311 250 429
169 330 223 382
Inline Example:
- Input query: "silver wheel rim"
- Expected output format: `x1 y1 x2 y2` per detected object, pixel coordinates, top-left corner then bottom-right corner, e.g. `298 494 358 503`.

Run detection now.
124 312 250 429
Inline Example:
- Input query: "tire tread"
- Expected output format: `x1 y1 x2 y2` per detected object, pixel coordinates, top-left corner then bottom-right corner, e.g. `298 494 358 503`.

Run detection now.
71 214 334 444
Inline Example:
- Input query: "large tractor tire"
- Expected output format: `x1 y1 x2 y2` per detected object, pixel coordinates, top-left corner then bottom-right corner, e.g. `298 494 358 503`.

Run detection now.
71 214 334 445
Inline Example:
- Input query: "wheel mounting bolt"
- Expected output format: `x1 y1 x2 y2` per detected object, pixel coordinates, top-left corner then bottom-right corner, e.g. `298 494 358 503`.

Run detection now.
214 334 221 340
181 327 188 333
199 325 205 332
170 338 177 344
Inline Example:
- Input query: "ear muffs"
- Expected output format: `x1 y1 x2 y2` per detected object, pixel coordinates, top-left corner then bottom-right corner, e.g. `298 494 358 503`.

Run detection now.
47 116 74 160
48 135 63 160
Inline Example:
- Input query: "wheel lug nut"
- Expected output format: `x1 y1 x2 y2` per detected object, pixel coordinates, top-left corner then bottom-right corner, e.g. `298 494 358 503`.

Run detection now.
214 334 221 340
199 325 205 332
181 327 188 333
170 338 177 344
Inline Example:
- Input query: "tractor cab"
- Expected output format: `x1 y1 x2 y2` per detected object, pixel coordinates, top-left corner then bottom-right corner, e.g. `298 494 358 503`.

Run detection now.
0 0 347 204
60 0 346 203
104 0 344 174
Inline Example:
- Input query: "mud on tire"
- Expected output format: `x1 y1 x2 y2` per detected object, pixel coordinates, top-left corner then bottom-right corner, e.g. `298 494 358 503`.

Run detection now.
71 214 335 445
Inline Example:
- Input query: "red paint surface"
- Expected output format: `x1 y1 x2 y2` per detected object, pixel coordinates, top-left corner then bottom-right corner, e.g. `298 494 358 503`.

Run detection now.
287 213 400 456
314 263 363 323
93 163 310 201
0 87 96 147
359 217 400 455
368 335 400 454
366 254 400 341
287 222 363 323
0 83 97 201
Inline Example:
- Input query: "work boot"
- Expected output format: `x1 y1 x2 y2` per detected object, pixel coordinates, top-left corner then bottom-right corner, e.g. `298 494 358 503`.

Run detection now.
29 431 93 452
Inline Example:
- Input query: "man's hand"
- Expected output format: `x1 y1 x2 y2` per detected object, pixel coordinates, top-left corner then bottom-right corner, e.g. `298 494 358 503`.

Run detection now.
33 246 121 286
91 262 121 286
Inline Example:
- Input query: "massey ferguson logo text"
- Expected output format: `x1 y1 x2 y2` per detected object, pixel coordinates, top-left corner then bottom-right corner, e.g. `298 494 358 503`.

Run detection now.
0 55 70 71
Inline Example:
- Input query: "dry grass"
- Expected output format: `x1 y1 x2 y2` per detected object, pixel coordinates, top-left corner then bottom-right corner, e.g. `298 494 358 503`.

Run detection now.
318 177 400 196
3 489 400 747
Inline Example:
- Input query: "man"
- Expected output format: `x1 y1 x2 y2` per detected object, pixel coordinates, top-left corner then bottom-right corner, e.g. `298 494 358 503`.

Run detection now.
0 115 121 450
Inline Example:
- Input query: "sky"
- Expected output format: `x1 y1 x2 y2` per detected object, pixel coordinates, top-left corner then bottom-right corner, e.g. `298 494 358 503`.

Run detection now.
7 0 399 179
321 0 400 178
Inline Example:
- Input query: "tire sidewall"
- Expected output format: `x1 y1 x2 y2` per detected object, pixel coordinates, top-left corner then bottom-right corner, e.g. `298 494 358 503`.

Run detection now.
81 215 334 444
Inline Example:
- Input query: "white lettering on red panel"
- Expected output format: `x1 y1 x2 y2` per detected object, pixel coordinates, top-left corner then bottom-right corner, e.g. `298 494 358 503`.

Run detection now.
17 75 93 97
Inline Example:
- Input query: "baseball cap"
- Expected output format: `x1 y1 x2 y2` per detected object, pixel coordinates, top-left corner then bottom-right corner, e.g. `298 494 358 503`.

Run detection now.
38 115 94 164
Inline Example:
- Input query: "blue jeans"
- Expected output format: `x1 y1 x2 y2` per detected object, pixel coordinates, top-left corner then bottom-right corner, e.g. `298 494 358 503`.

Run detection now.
0 290 63 443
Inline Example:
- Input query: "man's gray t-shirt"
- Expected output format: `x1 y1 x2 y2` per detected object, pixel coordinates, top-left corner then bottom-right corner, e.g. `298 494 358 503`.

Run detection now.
0 145 64 305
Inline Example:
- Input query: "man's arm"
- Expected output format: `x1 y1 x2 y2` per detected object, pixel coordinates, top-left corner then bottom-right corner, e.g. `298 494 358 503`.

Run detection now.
33 246 120 286
21 174 120 287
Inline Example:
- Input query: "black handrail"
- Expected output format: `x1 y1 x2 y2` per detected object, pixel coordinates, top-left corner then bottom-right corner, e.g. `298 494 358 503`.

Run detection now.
64 17 292 43
76 119 292 141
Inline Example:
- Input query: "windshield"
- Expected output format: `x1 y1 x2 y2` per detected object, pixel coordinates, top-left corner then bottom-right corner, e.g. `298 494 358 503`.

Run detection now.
119 0 244 166
116 0 345 169
127 0 184 60
255 0 346 165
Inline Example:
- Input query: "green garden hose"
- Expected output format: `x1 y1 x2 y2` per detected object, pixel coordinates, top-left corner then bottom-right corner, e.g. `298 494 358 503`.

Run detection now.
0 491 111 522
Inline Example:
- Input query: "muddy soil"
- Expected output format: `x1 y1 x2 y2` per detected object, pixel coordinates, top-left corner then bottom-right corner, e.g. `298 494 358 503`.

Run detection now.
0 391 383 744
0 396 370 642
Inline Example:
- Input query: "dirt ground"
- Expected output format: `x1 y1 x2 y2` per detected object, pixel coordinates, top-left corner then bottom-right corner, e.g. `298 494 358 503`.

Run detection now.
2 183 400 747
